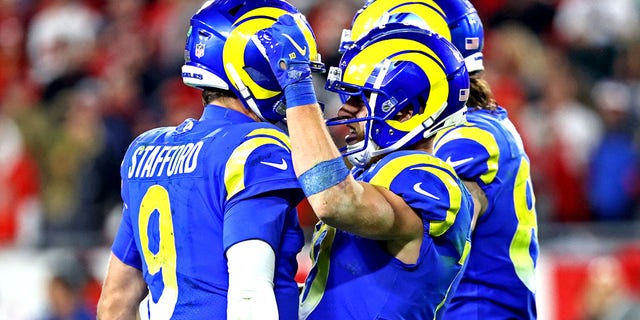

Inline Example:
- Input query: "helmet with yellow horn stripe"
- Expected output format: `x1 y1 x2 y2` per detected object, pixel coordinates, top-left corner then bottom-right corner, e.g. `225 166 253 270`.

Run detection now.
326 24 469 167
340 0 484 73
182 0 324 123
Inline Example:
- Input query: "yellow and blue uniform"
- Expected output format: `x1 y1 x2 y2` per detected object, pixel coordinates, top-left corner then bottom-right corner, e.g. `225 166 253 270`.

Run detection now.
299 150 474 319
434 106 538 319
111 105 304 319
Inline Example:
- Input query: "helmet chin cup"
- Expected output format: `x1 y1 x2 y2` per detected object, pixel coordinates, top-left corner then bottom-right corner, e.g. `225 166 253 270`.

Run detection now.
346 139 379 168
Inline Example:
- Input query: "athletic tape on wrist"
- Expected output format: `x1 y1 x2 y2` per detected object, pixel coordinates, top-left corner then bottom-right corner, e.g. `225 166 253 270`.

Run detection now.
299 157 349 196
284 77 317 108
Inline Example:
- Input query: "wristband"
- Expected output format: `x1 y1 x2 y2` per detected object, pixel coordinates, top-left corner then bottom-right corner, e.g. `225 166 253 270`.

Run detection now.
284 77 317 108
298 157 349 196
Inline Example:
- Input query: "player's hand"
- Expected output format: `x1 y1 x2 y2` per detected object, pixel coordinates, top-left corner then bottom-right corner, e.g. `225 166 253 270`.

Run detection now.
255 13 317 108
256 14 311 88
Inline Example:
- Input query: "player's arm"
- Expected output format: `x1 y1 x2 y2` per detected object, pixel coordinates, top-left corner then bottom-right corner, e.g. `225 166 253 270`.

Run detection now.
288 106 422 240
256 14 422 242
226 240 278 320
224 191 301 319
97 253 147 320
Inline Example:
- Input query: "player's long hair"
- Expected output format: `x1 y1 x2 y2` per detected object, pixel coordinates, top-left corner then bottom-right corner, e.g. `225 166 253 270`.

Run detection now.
468 73 497 112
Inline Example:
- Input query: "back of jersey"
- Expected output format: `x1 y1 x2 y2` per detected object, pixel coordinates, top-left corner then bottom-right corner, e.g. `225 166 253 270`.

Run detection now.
434 107 538 319
115 107 304 319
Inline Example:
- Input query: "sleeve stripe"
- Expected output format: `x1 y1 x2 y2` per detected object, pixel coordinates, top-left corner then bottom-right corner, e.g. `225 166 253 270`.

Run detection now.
368 154 462 236
434 125 500 184
368 153 455 187
224 130 290 201
410 166 462 237
247 128 291 150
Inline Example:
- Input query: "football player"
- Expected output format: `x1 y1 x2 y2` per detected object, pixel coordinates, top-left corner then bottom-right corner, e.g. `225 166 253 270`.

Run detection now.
96 1 323 319
342 1 539 318
256 16 476 319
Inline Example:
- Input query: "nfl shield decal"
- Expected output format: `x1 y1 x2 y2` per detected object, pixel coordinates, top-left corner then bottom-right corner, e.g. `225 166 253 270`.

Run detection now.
195 42 205 58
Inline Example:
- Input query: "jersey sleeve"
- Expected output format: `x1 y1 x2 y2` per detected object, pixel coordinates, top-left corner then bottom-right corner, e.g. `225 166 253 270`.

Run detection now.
111 202 143 270
223 191 299 252
393 165 467 237
223 127 302 203
434 125 499 185
221 127 303 251
368 153 468 237
112 158 143 269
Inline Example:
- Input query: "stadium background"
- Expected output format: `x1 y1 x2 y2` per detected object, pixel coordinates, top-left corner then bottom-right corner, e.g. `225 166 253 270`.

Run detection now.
0 0 639 319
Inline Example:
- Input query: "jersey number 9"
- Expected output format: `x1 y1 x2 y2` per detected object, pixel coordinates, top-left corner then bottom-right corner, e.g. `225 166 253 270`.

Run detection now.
139 185 179 319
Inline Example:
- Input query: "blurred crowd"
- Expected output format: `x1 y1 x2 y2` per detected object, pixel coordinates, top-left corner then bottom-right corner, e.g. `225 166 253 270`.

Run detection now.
6 0 639 245
0 0 640 317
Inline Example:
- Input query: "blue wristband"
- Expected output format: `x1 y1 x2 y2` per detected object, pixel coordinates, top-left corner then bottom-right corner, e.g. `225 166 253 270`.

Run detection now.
299 157 349 196
284 77 317 108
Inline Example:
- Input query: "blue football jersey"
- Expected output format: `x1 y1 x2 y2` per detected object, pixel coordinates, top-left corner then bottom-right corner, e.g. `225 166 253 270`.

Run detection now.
299 150 474 319
434 106 538 319
112 105 304 319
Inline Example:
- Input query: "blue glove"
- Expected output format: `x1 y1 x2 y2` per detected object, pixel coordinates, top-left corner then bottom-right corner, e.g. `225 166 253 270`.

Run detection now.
256 14 317 108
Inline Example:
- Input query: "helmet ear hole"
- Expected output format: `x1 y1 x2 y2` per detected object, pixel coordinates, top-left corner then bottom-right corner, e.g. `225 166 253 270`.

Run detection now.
198 30 212 38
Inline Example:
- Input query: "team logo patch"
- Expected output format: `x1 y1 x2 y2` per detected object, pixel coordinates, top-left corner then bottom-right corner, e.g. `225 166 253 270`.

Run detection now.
195 42 205 58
